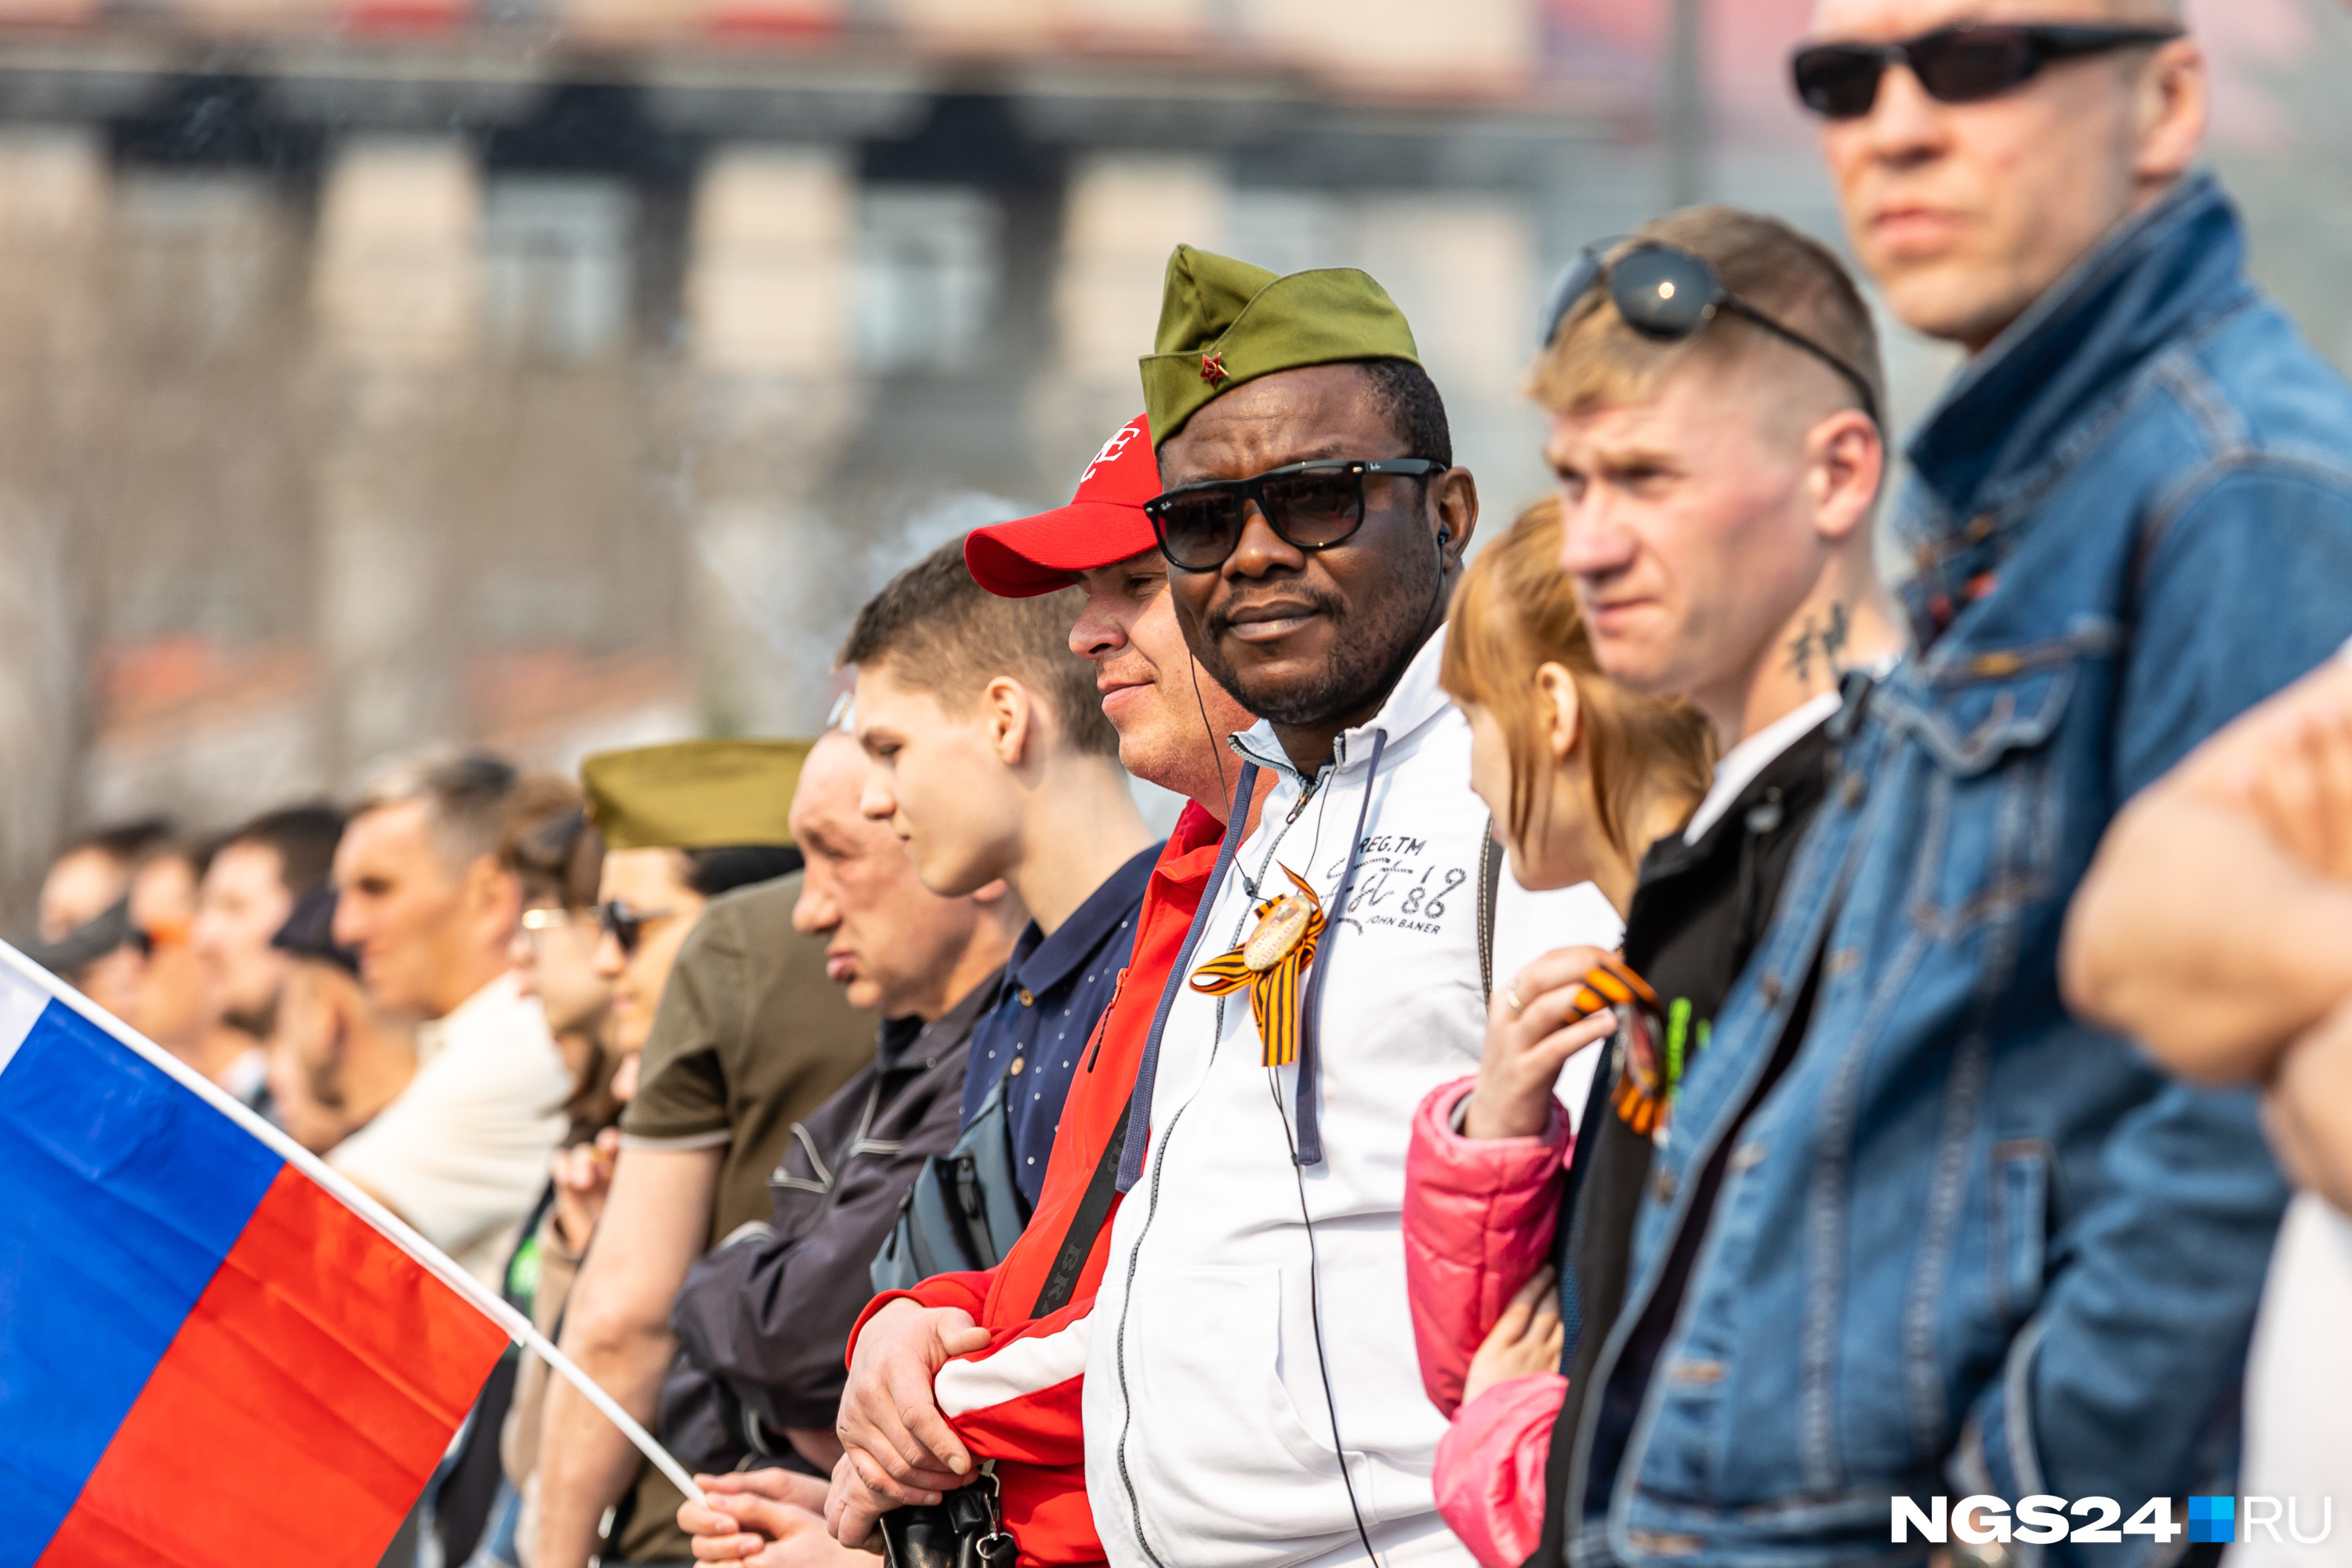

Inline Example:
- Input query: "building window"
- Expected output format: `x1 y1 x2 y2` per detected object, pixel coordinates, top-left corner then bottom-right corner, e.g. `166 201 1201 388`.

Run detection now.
856 183 1000 375
482 175 636 362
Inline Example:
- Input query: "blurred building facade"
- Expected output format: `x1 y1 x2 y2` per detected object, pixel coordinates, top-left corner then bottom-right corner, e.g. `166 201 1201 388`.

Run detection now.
0 0 2345 909
0 0 1645 902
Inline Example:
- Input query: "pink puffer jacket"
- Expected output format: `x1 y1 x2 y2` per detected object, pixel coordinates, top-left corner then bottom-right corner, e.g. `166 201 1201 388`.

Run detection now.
1404 1075 1573 1568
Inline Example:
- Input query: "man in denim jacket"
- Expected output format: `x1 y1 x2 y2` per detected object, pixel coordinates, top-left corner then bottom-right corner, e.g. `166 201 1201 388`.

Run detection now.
1557 7 2352 1566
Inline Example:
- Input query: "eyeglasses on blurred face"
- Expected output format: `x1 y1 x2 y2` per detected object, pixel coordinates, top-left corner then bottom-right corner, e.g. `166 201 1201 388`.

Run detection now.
1144 458 1447 573
596 898 678 957
1537 240 1881 428
132 916 191 959
1789 22 2182 121
520 906 591 940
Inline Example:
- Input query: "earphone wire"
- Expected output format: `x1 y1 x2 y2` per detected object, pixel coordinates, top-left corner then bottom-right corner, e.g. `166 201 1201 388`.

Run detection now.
1269 1072 1384 1568
1187 652 1231 814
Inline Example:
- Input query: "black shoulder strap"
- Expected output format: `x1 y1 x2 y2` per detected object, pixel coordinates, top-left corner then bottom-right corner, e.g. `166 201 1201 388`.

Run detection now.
1029 1091 1135 1319
1476 814 1502 1004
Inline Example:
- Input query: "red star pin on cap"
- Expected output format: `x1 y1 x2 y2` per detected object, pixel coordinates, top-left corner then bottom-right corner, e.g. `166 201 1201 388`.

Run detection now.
1199 351 1228 384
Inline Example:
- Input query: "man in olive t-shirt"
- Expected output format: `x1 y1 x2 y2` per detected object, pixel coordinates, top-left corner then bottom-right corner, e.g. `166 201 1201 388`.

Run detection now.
593 873 871 1562
534 742 871 1568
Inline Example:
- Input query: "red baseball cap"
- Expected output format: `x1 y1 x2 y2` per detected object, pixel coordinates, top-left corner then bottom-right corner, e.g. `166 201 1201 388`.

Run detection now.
965 415 1161 598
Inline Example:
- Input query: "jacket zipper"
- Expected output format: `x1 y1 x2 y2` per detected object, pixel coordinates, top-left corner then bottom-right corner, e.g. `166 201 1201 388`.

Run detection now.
1110 776 1319 1566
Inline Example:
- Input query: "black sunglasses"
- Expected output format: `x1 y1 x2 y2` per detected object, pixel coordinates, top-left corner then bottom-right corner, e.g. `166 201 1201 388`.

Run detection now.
597 898 677 956
1538 241 1881 426
1791 22 2182 121
1144 458 1446 573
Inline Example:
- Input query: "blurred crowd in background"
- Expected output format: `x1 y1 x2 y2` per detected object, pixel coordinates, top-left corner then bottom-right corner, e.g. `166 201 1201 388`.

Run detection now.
0 0 2349 915
13 5 2352 1568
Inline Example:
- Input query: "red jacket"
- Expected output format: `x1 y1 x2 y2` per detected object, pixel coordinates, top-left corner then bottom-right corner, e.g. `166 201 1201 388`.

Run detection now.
1403 1075 1575 1568
848 802 1227 1568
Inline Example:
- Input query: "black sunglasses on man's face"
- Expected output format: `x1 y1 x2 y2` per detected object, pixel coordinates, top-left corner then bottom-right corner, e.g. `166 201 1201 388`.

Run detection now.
1790 21 2182 121
1144 458 1446 574
1537 241 1881 427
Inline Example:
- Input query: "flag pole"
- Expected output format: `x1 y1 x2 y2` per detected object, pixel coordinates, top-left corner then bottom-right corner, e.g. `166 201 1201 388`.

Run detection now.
499 1305 711 1507
0 941 708 1507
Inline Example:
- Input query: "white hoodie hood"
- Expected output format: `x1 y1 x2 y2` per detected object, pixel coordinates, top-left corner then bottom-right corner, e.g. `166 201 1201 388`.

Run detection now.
1085 629 1621 1568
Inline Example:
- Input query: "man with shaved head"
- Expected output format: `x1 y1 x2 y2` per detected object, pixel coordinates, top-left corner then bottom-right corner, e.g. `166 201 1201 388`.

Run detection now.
1540 5 2352 1566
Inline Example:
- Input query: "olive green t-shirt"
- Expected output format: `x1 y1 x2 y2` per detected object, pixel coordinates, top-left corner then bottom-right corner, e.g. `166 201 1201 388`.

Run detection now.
608 873 871 1563
619 873 871 1243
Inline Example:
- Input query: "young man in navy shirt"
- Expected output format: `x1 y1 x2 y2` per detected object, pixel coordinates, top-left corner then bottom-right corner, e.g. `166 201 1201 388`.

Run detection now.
843 538 1160 1203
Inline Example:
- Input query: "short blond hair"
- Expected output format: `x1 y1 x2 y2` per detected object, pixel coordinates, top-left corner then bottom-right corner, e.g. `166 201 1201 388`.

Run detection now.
1530 206 1885 432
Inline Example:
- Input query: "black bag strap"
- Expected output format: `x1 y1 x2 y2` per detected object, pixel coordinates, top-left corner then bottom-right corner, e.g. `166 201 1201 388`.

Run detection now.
1476 813 1502 1004
1029 1090 1135 1318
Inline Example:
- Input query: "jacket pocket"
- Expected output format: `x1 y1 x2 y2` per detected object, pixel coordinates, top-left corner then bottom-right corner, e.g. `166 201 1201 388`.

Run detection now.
1896 648 2078 776
1878 641 2085 936
1988 1138 2053 1327
764 1120 836 1244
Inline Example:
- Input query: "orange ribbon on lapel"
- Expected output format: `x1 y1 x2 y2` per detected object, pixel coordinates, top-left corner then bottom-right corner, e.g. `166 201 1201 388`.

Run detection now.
1189 865 1326 1069
1573 960 1669 1136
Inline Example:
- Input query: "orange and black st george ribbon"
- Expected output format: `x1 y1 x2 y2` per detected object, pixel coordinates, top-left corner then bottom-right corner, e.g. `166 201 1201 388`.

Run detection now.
1189 864 1325 1069
1562 960 1671 1137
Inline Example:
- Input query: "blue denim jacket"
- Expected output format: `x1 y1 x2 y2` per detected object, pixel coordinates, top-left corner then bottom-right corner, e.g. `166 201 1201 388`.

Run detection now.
1573 176 2352 1568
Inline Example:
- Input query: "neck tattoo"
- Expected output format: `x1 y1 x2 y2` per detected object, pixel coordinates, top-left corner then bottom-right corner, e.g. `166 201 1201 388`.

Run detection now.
1784 600 1852 686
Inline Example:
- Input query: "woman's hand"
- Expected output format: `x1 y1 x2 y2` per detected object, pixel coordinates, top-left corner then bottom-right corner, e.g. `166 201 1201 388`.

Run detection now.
1463 1265 1566 1405
550 1126 621 1251
1464 946 1629 1140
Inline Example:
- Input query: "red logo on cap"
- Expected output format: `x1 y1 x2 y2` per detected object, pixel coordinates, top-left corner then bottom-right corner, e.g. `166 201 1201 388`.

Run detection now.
1200 352 1228 384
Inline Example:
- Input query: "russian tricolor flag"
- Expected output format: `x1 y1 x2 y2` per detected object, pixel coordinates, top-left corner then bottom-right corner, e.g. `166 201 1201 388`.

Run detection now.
0 946 513 1566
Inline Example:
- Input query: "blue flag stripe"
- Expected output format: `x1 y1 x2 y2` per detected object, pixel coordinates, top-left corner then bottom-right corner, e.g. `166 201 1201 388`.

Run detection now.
0 997 283 1563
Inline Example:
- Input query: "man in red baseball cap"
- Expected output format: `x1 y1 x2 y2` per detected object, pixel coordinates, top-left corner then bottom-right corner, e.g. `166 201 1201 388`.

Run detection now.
963 414 1255 811
680 417 1264 1567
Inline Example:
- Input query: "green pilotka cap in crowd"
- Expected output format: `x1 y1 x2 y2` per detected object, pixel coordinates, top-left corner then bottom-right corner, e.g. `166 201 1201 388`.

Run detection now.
1138 243 1423 447
581 739 809 851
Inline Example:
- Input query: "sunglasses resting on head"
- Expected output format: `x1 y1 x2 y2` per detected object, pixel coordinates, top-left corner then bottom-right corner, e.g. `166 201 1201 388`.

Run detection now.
1536 241 1882 427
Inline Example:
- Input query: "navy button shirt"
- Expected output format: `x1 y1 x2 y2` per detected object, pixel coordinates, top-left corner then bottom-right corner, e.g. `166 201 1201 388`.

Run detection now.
961 841 1161 1204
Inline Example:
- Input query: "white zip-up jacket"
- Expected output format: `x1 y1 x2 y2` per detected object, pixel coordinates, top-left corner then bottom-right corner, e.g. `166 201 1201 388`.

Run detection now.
1084 630 1622 1568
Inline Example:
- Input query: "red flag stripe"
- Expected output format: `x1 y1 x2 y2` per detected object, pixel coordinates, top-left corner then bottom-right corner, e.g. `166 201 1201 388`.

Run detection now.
34 1167 510 1568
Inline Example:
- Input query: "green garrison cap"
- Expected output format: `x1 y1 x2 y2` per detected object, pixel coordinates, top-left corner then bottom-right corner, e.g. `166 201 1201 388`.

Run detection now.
581 739 809 851
1138 244 1422 447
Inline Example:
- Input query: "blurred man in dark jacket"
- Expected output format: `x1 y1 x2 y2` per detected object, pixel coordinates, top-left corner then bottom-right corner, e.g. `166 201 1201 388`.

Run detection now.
668 727 1019 1501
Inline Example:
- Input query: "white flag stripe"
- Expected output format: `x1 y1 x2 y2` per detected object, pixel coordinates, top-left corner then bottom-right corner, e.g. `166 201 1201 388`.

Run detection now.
0 938 706 1508
0 960 44 1075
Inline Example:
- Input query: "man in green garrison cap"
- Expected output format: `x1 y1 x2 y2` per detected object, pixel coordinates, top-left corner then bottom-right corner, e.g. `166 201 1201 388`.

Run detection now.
1072 246 1621 1568
535 740 873 1568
